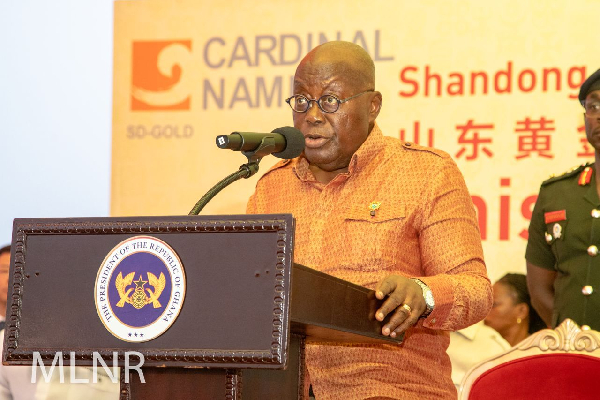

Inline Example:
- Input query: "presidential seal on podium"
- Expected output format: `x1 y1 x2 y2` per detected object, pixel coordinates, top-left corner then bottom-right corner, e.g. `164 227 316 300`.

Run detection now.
94 235 186 342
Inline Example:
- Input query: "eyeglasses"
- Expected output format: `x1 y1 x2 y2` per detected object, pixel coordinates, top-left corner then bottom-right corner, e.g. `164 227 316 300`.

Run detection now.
285 90 374 113
585 101 600 118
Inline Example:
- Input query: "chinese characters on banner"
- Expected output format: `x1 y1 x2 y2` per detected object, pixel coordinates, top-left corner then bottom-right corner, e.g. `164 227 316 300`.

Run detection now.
399 119 592 161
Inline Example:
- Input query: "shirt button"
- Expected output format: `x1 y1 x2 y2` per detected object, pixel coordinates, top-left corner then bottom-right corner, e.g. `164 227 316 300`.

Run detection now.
431 318 436 324
588 245 599 256
592 209 600 218
582 286 594 295
582 325 591 331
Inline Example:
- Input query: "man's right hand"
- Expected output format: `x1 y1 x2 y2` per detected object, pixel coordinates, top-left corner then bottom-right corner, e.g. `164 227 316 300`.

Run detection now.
374 275 426 338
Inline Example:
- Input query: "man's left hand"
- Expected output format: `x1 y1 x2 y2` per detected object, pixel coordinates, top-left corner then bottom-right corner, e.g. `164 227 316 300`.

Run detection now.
375 275 426 338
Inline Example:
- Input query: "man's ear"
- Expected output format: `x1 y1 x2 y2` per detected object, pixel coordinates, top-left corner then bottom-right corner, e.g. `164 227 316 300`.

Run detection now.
369 91 383 123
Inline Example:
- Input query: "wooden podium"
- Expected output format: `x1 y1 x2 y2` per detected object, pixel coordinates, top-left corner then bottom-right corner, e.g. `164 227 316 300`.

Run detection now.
3 215 400 399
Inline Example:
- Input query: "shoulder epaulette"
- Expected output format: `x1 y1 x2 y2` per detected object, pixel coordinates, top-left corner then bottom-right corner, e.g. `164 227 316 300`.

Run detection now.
541 163 593 187
401 141 447 158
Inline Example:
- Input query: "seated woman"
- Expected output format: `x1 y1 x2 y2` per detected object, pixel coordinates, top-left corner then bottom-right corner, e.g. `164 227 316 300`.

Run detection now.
484 273 547 346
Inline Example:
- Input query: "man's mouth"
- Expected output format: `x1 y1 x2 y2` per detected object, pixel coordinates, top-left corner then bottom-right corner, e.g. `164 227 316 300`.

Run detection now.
304 134 329 149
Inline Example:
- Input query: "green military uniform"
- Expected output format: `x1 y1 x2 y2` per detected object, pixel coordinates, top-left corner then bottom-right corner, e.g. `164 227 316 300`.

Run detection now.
526 163 600 330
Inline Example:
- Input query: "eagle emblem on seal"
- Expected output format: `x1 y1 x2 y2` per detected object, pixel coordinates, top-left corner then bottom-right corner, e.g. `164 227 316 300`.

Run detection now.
115 271 166 309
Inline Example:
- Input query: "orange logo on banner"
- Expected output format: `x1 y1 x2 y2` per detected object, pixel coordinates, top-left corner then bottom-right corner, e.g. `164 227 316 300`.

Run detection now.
131 40 192 111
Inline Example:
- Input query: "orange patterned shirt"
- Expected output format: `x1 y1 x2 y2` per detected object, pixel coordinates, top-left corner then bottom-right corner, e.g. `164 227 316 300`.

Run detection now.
247 124 492 399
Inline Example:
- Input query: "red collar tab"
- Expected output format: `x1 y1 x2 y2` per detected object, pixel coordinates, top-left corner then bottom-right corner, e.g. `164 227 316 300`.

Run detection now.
578 166 593 186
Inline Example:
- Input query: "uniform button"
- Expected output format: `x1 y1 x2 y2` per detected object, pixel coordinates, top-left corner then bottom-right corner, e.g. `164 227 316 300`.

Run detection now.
545 232 553 243
582 286 594 295
588 245 599 256
592 209 600 218
431 318 436 324
582 325 591 331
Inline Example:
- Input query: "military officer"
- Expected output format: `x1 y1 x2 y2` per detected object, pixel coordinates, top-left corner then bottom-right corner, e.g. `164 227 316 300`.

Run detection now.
526 68 600 331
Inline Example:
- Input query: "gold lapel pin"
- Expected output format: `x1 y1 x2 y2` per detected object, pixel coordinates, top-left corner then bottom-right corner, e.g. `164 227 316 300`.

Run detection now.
369 201 382 217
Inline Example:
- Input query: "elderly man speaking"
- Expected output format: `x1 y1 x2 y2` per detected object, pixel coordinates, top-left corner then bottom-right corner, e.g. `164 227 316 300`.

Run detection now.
247 41 492 400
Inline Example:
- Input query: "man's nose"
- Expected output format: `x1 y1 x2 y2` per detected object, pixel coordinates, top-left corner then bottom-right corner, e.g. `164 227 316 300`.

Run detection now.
305 101 324 124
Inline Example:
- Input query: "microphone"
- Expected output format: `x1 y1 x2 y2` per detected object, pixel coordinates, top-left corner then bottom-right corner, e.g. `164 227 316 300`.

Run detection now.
216 127 305 159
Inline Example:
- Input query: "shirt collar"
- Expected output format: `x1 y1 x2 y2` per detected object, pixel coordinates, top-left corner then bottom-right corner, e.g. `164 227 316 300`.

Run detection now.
292 122 384 182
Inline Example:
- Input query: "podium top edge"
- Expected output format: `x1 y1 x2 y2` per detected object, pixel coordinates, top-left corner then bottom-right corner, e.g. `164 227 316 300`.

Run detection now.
12 214 294 223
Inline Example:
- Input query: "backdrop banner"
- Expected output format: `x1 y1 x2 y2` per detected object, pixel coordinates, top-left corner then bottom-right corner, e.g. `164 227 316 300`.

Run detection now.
111 0 600 280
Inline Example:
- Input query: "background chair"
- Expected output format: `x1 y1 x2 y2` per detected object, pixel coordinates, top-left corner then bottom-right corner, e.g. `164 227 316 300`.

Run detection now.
459 318 600 400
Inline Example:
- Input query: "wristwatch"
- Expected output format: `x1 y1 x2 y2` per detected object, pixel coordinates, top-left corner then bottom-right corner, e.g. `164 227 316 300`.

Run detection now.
411 278 435 318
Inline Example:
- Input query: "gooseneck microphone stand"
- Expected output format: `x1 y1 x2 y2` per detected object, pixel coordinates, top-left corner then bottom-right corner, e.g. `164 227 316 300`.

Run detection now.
188 136 279 215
